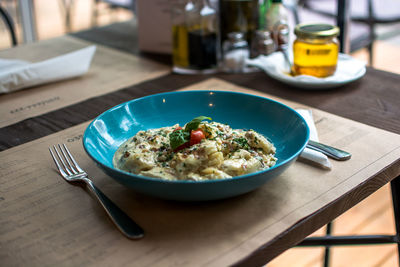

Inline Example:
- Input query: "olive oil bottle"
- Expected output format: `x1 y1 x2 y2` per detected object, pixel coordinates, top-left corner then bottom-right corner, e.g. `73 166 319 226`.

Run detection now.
172 0 218 73
172 1 197 71
172 24 189 68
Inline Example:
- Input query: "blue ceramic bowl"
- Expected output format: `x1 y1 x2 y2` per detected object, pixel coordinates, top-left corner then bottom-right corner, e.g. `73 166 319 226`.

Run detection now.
83 91 309 201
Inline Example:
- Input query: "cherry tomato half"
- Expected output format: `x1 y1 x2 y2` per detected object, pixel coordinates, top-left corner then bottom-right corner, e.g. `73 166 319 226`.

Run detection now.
190 129 205 146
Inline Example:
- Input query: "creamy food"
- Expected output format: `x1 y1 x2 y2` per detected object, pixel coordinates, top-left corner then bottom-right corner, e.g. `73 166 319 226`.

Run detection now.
113 117 276 181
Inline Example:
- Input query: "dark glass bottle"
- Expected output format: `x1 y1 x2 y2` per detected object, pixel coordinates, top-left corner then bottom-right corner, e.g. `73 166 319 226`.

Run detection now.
188 0 218 70
219 0 259 49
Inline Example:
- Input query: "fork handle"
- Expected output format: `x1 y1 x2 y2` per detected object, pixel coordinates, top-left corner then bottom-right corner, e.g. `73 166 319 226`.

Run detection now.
84 179 144 239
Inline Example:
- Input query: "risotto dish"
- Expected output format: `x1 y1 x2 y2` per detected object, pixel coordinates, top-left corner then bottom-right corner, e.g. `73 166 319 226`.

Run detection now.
113 116 277 181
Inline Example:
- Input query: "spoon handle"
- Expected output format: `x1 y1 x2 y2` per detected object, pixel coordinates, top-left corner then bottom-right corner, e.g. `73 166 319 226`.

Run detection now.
281 48 295 75
306 140 351 161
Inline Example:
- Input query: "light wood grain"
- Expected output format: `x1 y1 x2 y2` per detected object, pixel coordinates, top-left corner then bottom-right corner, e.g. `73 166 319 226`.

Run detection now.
3 78 399 267
0 35 169 127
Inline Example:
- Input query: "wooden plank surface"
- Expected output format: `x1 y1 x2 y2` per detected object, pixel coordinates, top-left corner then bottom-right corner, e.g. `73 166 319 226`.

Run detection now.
0 35 169 127
1 21 400 267
1 78 400 266
2 22 400 150
72 21 400 136
2 68 400 151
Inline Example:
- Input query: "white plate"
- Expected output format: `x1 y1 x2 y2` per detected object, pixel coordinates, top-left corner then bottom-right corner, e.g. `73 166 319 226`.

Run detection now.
246 53 366 90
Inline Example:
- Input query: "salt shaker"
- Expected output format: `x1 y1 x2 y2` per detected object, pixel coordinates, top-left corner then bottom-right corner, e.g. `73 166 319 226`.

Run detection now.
222 32 249 73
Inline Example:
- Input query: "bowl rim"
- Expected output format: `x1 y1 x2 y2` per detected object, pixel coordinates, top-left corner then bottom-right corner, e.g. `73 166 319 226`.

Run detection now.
83 90 310 184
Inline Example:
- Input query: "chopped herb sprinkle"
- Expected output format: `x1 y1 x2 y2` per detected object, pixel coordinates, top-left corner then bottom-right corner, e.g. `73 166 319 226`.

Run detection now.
113 119 276 181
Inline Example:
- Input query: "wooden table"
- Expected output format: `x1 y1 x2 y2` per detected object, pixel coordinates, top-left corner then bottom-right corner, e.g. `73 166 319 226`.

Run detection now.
1 21 400 266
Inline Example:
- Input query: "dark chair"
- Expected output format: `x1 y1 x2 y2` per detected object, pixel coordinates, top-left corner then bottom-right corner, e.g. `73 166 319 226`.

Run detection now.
0 4 17 46
299 0 400 64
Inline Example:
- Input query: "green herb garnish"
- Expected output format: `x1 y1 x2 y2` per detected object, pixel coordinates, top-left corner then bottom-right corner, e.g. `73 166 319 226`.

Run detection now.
233 137 250 150
168 116 212 150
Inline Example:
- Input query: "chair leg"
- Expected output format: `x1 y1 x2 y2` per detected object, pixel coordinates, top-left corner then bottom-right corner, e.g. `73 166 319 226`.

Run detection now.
336 0 351 53
368 42 373 66
284 1 300 25
298 175 400 266
323 222 333 267
0 5 17 46
390 175 400 266
367 0 374 65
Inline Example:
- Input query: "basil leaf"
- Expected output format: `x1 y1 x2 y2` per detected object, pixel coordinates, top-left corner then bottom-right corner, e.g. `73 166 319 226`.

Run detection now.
169 129 190 150
184 116 212 132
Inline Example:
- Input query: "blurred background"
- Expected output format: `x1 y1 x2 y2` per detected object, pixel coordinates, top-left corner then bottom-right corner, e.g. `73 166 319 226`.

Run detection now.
1 0 399 74
0 0 133 48
1 0 400 266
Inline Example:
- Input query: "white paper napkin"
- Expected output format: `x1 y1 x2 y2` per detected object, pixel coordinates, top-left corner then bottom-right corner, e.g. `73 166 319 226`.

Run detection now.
0 46 96 94
246 52 366 89
296 109 332 170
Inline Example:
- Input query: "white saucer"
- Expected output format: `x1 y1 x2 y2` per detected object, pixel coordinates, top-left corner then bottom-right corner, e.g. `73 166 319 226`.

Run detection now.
246 53 366 90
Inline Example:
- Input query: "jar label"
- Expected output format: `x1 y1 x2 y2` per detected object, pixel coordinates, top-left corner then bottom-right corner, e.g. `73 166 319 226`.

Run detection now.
305 49 331 55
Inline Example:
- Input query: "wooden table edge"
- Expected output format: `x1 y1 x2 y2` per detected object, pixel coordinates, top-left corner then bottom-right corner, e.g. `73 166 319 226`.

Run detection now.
233 158 400 266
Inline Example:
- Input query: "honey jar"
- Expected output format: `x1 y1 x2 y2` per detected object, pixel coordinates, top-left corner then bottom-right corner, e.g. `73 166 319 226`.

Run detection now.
293 23 340 77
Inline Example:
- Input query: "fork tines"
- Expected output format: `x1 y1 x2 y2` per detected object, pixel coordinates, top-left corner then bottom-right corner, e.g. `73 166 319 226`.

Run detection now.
49 144 83 178
48 143 145 239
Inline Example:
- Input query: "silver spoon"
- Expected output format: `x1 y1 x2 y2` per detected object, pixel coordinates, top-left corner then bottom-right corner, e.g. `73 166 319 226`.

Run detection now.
306 140 351 161
280 48 296 76
274 22 296 76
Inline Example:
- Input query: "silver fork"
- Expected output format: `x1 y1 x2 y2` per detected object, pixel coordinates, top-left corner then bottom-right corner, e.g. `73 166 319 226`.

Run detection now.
49 144 144 239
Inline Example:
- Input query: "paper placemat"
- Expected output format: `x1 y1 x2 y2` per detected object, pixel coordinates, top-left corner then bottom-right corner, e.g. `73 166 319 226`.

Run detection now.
1 78 400 267
0 35 169 127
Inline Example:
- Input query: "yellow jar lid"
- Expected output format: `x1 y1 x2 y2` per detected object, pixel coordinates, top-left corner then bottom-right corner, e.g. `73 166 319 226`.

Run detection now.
294 23 340 39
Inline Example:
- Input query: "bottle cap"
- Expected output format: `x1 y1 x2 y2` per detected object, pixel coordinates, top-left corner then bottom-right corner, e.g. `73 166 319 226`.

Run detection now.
294 23 340 39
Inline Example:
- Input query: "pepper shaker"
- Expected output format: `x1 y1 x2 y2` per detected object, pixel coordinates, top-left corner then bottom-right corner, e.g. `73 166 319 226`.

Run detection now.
250 30 275 58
